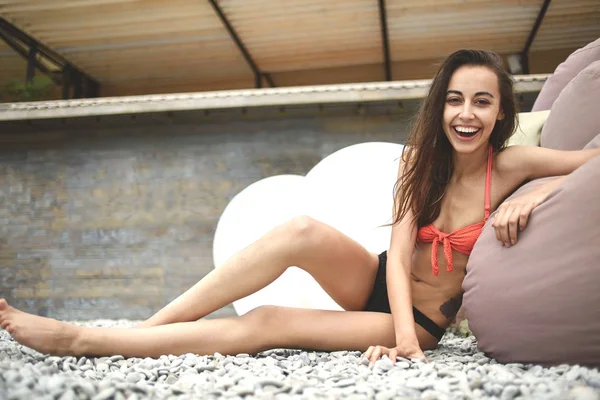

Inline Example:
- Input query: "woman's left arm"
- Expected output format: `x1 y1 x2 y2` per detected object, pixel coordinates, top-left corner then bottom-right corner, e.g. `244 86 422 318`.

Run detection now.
493 146 600 247
505 145 600 181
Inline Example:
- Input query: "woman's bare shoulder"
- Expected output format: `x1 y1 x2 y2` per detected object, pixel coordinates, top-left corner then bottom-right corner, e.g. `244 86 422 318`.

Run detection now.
494 146 526 172
491 146 533 199
493 146 531 183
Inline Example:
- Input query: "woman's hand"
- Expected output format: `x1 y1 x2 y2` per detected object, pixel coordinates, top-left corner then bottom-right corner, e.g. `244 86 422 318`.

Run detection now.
363 340 427 366
491 186 551 247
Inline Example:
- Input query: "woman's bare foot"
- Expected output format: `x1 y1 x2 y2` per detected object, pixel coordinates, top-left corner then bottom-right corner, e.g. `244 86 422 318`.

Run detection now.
0 299 82 356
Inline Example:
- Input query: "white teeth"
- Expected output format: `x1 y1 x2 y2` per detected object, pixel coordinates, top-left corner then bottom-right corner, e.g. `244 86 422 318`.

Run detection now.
454 127 479 134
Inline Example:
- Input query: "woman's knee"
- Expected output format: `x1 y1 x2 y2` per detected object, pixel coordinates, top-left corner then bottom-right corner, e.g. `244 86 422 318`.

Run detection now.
243 305 281 327
242 306 284 346
281 216 323 247
287 215 319 234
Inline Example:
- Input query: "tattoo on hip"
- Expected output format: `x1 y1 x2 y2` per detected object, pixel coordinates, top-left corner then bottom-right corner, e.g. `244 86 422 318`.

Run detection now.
439 294 463 319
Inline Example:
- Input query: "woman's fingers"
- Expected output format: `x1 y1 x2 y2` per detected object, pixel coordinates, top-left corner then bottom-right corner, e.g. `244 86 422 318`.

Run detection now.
388 348 398 365
364 345 399 366
507 206 523 246
494 203 526 247
370 348 382 365
364 345 430 366
492 205 505 243
495 202 536 246
369 346 383 365
519 203 533 232
494 205 512 246
492 191 546 247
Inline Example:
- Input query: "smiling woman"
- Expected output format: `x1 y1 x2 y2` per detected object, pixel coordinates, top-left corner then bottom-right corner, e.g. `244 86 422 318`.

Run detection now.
394 50 517 230
1 49 599 366
443 67 505 151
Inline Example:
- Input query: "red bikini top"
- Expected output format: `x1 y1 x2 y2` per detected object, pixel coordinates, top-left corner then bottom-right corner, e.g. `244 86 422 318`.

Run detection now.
417 145 493 276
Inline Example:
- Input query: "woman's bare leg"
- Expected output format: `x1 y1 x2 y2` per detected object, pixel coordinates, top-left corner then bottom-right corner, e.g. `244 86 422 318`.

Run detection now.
1 299 435 358
0 216 387 358
136 216 379 328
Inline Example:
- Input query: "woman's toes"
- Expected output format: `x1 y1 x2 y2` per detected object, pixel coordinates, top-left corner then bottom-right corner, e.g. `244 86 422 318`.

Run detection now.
0 299 7 310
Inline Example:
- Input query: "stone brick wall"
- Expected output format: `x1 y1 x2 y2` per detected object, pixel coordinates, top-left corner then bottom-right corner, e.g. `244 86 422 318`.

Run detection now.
0 104 415 321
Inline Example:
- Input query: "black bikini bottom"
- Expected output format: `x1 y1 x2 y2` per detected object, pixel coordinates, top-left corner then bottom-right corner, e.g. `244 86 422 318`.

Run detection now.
364 251 446 341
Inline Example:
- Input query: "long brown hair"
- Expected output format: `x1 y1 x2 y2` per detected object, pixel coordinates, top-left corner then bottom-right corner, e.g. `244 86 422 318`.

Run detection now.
393 49 517 228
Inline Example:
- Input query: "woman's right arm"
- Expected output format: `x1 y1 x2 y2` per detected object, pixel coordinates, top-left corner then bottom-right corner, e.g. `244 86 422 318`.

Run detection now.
363 154 424 365
386 207 421 358
386 156 423 359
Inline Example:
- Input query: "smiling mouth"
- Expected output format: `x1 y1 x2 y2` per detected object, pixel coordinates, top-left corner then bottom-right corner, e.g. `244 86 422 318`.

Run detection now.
453 126 481 138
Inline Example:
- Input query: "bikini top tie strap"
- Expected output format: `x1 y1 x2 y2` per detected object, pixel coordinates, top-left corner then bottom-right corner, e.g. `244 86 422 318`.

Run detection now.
431 233 454 276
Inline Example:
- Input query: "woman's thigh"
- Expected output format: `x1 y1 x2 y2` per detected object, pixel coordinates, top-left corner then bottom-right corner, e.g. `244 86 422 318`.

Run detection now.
287 216 380 311
255 306 437 352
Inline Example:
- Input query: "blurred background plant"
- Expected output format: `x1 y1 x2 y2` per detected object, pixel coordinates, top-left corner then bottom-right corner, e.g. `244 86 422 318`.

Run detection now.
0 75 55 102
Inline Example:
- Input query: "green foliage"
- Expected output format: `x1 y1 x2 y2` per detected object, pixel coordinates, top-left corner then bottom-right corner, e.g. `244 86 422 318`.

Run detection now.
0 75 56 103
457 319 474 337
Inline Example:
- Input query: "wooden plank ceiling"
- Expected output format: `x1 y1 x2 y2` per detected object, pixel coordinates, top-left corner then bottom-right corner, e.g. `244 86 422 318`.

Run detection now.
0 0 598 98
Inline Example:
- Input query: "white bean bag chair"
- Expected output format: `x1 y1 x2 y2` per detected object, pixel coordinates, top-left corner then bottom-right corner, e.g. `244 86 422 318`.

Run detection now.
213 142 403 315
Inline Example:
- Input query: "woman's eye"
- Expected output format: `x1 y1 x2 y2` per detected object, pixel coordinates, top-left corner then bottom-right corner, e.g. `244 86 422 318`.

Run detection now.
447 98 460 104
475 99 490 105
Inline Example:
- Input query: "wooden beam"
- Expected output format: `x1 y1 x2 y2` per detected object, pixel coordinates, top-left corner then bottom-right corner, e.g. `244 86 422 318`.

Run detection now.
378 0 392 81
31 12 203 32
522 0 552 74
0 0 140 13
26 42 37 83
207 0 275 88
0 75 548 121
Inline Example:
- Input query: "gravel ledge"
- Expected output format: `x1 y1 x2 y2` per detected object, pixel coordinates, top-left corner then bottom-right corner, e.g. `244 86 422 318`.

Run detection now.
1 319 598 400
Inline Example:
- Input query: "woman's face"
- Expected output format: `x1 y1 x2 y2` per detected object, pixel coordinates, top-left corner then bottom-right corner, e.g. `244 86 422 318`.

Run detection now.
443 65 504 154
